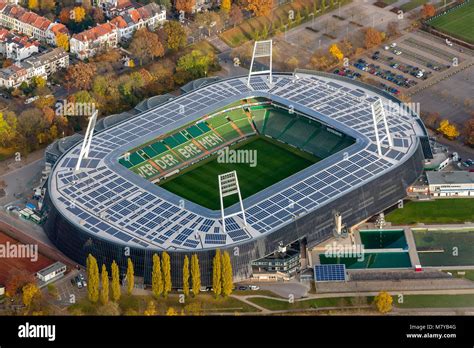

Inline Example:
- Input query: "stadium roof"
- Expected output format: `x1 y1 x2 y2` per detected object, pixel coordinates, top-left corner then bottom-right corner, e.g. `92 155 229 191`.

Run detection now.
48 72 427 251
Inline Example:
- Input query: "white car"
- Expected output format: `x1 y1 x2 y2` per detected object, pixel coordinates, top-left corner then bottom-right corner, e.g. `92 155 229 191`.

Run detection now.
384 46 390 50
394 50 402 55
249 285 260 291
390 42 397 48
446 39 453 47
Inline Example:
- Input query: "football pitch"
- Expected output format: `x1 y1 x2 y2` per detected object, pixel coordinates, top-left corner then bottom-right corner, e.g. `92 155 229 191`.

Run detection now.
160 136 319 210
428 1 474 43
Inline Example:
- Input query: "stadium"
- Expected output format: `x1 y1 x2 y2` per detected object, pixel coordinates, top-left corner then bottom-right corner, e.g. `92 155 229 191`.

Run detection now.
42 69 431 287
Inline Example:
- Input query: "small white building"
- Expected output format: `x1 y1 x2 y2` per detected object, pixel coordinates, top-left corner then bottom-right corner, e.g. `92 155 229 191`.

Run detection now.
36 261 67 282
427 171 474 197
0 29 39 61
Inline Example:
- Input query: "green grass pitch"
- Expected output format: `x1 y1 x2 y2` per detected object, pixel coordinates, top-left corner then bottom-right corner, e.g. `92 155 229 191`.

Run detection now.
160 136 319 210
428 1 474 43
385 199 474 224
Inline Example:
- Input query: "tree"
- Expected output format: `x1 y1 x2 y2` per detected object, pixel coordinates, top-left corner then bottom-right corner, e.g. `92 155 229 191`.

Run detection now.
174 0 195 13
56 33 69 52
229 4 244 27
422 112 441 130
126 258 134 295
73 6 86 23
0 112 17 147
129 28 164 66
156 0 172 9
374 291 393 313
86 254 99 303
191 254 201 296
152 253 163 297
387 21 399 37
464 117 474 147
438 119 460 139
28 0 39 10
364 27 383 49
22 283 40 307
111 260 121 302
246 0 273 17
221 251 233 297
100 264 109 305
329 43 344 61
166 307 178 316
212 249 222 297
59 8 71 24
221 0 231 12
176 49 215 82
321 0 327 11
92 7 105 23
65 62 96 90
162 251 172 297
162 21 186 51
183 255 190 297
421 3 436 18
144 301 157 316
40 0 55 11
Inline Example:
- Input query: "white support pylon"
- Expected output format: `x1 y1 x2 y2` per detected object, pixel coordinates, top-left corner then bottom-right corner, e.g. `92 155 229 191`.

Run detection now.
75 110 98 171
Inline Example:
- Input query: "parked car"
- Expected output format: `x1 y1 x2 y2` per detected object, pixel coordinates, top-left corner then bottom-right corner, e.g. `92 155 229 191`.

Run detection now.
249 285 260 291
238 286 248 291
390 42 397 48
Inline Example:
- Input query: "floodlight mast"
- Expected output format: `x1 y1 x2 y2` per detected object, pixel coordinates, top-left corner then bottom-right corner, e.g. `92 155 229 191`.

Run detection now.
218 171 247 233
75 110 98 171
248 40 273 87
371 98 393 156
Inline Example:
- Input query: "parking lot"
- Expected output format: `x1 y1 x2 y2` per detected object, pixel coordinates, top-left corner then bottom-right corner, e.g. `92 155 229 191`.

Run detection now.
48 270 87 307
334 30 474 97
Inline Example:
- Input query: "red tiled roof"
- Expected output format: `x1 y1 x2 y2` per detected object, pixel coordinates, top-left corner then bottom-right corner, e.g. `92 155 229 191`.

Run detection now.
72 23 116 42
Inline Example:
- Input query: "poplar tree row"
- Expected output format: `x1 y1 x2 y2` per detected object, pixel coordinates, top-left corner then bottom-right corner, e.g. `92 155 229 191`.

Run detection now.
212 250 233 297
86 254 129 304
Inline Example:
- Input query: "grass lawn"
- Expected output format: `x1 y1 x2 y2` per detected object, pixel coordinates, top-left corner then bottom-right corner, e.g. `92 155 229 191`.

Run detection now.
400 0 430 12
395 294 474 308
428 1 474 43
160 136 318 210
248 296 372 311
385 199 474 224
413 228 474 266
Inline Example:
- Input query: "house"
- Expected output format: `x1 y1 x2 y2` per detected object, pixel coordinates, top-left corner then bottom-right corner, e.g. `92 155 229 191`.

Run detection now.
110 2 166 41
0 1 69 44
101 0 135 19
70 22 118 60
0 28 39 61
0 47 68 88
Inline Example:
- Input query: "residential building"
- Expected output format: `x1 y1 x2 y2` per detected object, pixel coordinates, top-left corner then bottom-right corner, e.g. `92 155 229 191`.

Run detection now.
0 1 69 44
0 28 39 61
0 47 68 88
70 22 118 60
110 2 166 41
427 171 474 197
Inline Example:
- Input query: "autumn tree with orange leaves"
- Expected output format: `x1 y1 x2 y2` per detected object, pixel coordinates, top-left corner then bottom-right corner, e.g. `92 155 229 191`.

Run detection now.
421 4 436 18
246 0 273 17
175 0 195 13
364 27 383 49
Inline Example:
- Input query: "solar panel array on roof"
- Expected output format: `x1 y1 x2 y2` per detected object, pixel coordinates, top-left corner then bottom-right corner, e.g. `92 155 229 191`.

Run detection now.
49 72 425 250
314 264 346 282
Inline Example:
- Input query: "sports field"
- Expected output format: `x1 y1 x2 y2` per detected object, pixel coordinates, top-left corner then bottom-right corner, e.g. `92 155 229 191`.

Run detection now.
160 136 319 210
428 1 474 43
0 231 53 285
413 228 474 266
385 199 474 224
